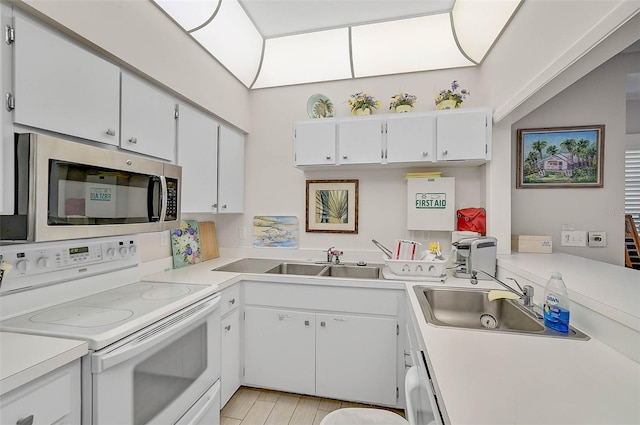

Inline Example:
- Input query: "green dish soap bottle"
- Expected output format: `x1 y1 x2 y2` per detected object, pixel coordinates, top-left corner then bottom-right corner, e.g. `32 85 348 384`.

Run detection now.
544 272 570 333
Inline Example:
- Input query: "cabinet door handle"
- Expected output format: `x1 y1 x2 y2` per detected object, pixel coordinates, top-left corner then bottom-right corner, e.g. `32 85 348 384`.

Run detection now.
129 137 138 144
304 320 310 326
222 204 227 209
225 325 231 331
342 155 348 159
422 151 429 157
213 203 218 209
325 155 331 160
106 128 116 136
320 321 326 327
16 415 34 425
442 150 448 155
229 298 235 305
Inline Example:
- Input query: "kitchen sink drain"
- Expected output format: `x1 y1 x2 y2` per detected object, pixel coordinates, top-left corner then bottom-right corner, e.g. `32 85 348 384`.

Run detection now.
480 313 498 329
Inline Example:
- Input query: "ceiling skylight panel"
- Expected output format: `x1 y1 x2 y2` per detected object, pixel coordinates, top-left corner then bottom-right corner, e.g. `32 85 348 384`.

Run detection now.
154 0 219 32
190 0 263 87
252 28 352 89
452 0 522 63
351 14 474 78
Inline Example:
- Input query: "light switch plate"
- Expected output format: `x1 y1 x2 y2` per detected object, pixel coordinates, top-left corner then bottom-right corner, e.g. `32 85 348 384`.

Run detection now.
588 231 607 247
561 230 587 247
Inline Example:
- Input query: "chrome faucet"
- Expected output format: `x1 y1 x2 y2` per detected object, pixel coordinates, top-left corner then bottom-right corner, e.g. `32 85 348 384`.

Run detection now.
471 269 539 316
324 247 343 264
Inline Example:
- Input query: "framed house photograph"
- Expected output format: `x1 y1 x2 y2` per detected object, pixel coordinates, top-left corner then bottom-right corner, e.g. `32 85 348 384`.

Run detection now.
306 179 358 233
516 125 604 188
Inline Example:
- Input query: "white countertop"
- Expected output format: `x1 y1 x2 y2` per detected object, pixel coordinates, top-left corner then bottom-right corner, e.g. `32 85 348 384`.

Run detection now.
406 279 640 424
0 332 88 395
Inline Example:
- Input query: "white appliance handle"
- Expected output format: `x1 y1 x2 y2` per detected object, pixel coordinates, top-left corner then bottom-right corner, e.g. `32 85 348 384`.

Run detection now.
93 294 220 373
159 175 168 222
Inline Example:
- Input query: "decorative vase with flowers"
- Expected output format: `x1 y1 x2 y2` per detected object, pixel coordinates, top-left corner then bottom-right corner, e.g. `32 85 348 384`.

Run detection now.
389 92 417 113
349 92 381 116
435 80 470 110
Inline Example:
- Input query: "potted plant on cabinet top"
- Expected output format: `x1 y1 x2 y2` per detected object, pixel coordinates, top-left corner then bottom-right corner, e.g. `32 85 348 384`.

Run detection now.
389 92 417 113
348 92 381 116
434 80 470 110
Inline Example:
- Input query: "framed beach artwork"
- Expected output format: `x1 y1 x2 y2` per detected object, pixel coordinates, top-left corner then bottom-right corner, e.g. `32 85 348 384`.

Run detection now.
516 125 605 188
306 179 358 233
253 216 299 248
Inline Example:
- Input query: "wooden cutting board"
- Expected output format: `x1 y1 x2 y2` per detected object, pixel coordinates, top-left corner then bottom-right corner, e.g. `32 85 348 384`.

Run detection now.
199 221 220 261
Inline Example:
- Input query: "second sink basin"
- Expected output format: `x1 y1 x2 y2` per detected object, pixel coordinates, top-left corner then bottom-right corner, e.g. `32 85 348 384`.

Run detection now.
320 265 382 279
414 286 589 340
265 262 327 276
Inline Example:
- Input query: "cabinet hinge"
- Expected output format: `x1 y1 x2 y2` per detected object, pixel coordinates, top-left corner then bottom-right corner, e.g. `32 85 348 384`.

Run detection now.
485 144 488 154
396 387 399 400
243 367 245 377
6 93 14 111
397 323 400 336
5 25 14 45
174 106 179 119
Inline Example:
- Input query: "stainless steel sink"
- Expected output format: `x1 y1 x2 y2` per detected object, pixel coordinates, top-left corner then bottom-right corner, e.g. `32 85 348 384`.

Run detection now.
320 265 382 279
265 262 328 276
214 258 383 280
414 286 589 340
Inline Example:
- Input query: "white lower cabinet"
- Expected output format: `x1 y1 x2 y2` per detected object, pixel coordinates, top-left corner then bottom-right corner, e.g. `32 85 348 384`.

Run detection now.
243 282 401 406
0 360 81 425
316 313 397 405
244 306 316 395
220 284 241 407
220 308 241 407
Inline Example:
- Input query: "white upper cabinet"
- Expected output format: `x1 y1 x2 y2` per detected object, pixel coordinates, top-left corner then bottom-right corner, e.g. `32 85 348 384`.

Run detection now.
436 109 491 161
12 11 120 145
386 113 436 164
337 117 384 165
120 72 177 161
217 126 245 213
294 120 336 166
294 108 491 169
177 103 219 213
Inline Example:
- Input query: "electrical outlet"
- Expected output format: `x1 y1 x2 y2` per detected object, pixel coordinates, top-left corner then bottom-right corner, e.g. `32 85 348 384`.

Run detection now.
238 226 247 240
160 231 169 247
560 230 587 247
588 231 607 247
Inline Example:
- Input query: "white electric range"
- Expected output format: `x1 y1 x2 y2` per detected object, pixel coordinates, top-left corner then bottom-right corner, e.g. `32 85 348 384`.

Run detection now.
0 236 222 425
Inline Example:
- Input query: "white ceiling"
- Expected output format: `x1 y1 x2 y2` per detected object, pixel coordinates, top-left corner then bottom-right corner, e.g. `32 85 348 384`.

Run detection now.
238 0 455 37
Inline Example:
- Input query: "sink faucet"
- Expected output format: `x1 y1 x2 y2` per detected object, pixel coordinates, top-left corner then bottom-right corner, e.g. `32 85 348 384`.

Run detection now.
471 269 538 315
325 247 343 264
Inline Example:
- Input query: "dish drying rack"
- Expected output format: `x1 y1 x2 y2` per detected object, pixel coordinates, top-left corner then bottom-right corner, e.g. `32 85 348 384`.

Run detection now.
382 255 448 281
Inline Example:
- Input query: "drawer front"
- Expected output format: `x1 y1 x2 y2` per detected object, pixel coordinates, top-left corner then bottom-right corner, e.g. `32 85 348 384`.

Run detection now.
220 284 240 316
0 360 79 425
244 281 399 316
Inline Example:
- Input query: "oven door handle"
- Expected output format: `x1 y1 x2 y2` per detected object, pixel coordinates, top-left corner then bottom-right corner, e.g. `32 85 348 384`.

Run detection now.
92 294 221 373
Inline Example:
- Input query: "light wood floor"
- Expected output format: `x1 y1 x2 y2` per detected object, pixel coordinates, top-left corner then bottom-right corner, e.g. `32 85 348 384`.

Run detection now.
221 386 405 425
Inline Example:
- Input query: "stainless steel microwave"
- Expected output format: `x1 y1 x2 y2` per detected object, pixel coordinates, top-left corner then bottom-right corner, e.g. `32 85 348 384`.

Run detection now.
1 133 181 242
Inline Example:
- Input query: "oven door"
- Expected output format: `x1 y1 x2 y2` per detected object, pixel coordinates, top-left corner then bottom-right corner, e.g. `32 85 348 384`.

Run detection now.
90 294 221 425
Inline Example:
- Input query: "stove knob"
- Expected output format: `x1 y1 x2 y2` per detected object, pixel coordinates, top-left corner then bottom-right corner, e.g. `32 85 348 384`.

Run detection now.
119 246 129 256
106 248 116 257
129 245 137 255
36 256 49 269
15 260 29 273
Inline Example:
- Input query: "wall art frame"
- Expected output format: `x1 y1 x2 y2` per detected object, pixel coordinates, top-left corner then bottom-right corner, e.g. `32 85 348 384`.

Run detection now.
305 179 358 233
516 125 604 189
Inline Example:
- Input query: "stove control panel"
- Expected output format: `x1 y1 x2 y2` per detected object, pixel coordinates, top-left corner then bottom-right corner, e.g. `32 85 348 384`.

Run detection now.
1 236 139 293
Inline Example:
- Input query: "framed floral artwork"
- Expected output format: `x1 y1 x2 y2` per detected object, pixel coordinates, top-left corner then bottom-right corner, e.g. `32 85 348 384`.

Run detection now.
516 125 604 188
306 180 358 233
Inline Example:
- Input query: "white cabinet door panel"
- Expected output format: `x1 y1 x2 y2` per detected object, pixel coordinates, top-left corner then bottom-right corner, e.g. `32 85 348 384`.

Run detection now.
337 118 383 164
294 120 336 165
386 114 436 163
316 313 397 405
436 110 488 161
244 307 315 395
121 72 176 161
217 126 244 213
177 103 219 213
221 309 240 408
13 12 120 145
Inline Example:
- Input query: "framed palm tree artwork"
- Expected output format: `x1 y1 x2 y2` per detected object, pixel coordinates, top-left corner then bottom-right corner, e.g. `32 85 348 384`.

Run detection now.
306 180 358 233
516 125 604 188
